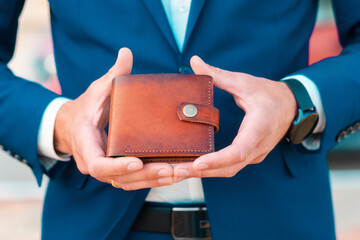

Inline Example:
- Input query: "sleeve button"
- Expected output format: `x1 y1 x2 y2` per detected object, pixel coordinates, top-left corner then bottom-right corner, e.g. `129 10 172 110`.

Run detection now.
336 130 348 143
347 126 355 134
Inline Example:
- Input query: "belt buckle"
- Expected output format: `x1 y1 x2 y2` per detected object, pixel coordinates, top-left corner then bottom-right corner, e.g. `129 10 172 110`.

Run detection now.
171 207 212 240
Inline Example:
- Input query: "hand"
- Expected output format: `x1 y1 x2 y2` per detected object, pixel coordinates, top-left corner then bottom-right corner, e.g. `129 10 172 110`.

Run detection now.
54 48 174 190
174 56 297 180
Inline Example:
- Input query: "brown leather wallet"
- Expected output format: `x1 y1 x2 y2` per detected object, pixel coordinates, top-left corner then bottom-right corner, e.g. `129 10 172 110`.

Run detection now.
106 74 219 163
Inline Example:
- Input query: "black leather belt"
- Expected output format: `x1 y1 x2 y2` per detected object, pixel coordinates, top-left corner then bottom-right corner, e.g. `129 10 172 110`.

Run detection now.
132 203 213 240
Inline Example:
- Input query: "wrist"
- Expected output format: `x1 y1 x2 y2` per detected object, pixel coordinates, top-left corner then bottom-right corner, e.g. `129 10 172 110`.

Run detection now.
282 79 319 144
279 82 298 128
54 101 73 154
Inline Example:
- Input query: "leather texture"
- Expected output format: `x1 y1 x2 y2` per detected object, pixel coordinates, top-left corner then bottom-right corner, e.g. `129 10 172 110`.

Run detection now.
106 74 219 163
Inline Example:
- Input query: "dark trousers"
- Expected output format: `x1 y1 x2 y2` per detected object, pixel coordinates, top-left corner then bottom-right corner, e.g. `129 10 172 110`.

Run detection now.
125 230 173 240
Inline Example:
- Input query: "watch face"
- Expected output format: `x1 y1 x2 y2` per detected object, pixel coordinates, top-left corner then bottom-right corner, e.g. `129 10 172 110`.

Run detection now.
290 113 319 144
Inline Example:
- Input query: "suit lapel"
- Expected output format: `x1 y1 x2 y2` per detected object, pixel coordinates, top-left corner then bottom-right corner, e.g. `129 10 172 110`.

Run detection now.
184 0 206 49
141 0 179 53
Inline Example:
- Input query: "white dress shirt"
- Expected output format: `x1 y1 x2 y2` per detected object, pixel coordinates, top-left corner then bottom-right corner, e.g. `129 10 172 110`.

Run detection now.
37 0 325 204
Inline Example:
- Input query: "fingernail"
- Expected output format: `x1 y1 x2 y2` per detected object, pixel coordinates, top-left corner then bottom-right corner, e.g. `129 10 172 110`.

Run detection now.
158 178 173 185
175 169 190 177
127 162 142 171
158 169 170 177
194 163 208 170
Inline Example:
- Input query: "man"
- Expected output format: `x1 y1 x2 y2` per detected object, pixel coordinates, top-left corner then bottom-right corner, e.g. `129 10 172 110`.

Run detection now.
0 0 359 239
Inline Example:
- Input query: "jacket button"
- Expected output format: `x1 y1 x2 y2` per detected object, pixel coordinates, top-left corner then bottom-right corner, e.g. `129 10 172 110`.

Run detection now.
336 130 348 143
13 154 21 160
355 122 360 130
179 65 193 74
0 145 3 150
21 159 28 165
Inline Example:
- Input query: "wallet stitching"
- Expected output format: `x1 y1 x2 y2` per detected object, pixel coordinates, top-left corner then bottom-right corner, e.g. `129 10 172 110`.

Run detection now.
142 158 196 162
124 79 213 153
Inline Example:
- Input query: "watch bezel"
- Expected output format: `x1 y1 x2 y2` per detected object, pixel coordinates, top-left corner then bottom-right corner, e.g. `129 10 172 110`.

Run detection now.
283 78 319 144
288 111 319 144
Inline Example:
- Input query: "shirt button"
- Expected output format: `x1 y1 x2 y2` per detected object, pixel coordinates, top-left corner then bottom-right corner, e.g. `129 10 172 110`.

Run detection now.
178 0 190 12
179 65 193 74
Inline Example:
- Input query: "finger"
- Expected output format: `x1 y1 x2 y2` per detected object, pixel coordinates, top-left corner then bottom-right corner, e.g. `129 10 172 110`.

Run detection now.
187 151 267 178
249 152 267 164
190 55 249 96
174 141 265 180
173 162 193 182
75 127 145 177
194 145 243 170
191 161 249 178
111 177 174 191
72 126 109 174
173 146 242 178
88 156 144 178
101 47 133 82
187 114 263 171
78 129 143 176
92 47 133 97
111 162 174 183
174 159 248 179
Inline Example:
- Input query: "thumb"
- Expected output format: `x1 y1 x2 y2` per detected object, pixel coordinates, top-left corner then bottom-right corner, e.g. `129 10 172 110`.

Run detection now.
190 55 241 96
109 47 133 77
94 47 133 95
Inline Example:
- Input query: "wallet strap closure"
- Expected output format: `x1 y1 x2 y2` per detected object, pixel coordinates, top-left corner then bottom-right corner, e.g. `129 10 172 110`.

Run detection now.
177 102 219 132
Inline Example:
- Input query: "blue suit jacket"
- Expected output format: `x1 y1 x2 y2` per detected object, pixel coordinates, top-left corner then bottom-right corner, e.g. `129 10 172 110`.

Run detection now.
1 0 360 239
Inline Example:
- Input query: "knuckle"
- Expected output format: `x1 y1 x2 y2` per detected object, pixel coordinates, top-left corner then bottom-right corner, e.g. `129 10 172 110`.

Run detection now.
87 163 98 177
78 167 88 175
225 167 238 178
73 156 86 174
120 184 132 191
107 68 114 77
238 151 246 163
146 179 155 188
75 161 89 175
253 154 266 164
145 168 156 179
195 171 203 178
118 159 129 171
252 159 262 164
89 80 99 92
113 176 124 183
213 66 223 76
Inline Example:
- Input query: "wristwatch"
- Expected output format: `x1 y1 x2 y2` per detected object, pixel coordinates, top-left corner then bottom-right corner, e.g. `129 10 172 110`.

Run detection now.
283 79 319 144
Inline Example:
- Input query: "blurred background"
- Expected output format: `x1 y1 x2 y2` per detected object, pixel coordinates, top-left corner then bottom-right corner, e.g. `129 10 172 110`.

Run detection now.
0 0 359 239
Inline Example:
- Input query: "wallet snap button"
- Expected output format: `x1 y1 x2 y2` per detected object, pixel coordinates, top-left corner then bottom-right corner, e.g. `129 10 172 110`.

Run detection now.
183 104 198 117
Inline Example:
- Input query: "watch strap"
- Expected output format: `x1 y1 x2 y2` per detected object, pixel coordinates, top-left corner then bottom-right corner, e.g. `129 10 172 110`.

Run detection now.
283 79 315 112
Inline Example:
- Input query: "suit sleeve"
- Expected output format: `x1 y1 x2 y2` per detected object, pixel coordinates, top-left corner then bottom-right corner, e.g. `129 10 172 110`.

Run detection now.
0 0 59 185
292 0 360 152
